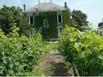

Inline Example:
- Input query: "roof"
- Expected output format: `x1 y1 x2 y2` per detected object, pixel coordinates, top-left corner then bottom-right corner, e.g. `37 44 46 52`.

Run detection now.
98 22 103 28
24 3 66 13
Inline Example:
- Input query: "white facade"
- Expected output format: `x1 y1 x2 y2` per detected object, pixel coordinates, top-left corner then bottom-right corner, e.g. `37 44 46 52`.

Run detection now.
97 18 103 36
97 28 103 36
57 11 63 36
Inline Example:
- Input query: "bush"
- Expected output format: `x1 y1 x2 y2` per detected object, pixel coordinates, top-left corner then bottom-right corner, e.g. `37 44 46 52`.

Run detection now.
58 26 103 76
0 28 46 76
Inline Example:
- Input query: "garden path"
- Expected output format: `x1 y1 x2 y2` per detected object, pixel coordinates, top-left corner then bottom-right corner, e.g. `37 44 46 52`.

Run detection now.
39 50 74 76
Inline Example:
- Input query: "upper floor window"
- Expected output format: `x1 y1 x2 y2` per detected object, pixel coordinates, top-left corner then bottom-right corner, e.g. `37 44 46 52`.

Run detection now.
29 16 33 25
57 12 63 24
58 15 62 23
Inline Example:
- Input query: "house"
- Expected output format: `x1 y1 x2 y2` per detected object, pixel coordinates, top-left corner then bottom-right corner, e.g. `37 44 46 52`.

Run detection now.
23 2 70 40
97 18 103 36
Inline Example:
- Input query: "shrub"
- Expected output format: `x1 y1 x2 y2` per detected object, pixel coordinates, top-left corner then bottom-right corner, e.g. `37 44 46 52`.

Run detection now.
0 27 46 76
58 26 103 76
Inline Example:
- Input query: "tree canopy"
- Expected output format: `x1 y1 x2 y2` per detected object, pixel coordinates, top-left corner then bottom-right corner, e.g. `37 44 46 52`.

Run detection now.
71 10 89 31
0 5 29 35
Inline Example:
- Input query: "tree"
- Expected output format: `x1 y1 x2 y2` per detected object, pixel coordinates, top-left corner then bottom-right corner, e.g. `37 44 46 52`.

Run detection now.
0 5 29 35
71 10 89 31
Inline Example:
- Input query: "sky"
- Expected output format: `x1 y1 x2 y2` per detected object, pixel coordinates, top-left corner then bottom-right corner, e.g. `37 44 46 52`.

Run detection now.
0 0 103 29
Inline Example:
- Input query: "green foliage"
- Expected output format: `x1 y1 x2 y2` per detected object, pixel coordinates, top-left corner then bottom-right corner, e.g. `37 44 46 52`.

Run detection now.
58 26 103 76
72 10 89 31
33 10 71 40
34 12 58 40
0 5 29 35
0 27 46 76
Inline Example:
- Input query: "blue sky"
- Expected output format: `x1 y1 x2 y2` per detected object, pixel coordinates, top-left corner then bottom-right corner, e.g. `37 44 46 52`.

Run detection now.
0 0 103 28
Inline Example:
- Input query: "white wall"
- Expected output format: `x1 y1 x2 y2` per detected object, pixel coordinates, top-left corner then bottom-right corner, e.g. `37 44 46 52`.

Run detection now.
97 28 103 36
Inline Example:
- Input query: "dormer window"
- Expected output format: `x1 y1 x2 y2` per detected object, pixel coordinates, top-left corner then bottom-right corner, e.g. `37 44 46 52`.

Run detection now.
29 16 33 25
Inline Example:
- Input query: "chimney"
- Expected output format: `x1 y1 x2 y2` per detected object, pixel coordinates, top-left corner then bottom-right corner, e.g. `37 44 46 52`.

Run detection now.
23 4 26 11
64 2 67 9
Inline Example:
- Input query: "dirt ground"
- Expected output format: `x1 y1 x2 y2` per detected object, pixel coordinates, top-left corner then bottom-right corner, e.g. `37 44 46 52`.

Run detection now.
39 50 74 76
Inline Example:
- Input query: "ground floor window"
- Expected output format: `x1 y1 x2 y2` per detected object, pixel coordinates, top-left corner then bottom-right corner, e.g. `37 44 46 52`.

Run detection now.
29 29 35 37
57 26 63 36
100 31 102 36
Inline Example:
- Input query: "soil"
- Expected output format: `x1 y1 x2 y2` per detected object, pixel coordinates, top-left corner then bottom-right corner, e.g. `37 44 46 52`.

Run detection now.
39 50 74 76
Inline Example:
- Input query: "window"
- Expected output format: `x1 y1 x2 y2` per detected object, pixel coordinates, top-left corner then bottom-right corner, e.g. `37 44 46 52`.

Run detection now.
29 30 34 37
58 26 63 32
43 19 49 28
57 26 63 36
29 16 33 25
57 13 63 24
100 31 102 36
60 27 62 31
58 15 62 23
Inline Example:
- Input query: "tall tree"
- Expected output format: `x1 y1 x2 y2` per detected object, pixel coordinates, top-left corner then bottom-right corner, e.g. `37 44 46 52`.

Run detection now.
71 10 89 31
0 5 29 35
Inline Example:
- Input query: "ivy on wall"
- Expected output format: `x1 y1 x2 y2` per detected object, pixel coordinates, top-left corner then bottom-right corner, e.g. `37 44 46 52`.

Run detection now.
28 10 71 40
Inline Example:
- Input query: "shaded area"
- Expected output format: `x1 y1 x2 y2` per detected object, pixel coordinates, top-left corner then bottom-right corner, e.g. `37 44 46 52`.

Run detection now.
51 63 70 76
